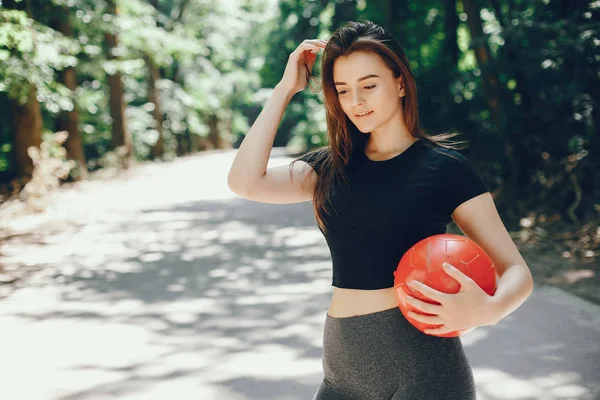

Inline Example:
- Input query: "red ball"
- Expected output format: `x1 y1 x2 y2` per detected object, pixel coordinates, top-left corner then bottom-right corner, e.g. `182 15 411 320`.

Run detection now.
393 233 497 338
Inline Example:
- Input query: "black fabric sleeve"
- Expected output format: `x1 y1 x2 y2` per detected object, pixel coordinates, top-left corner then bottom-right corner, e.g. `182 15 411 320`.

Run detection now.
297 147 327 176
438 151 489 216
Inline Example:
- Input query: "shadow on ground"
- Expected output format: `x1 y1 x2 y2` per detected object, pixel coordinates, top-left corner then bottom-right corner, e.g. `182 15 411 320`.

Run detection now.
1 150 599 399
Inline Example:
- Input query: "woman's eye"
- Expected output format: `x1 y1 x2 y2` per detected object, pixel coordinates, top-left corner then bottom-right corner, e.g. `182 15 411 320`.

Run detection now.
338 85 375 95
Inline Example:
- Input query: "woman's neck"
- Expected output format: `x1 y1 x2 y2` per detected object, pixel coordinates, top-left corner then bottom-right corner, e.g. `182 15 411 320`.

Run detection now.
365 110 414 155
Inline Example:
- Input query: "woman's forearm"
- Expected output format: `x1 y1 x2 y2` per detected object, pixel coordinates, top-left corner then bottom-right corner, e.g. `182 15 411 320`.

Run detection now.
488 264 534 325
227 84 295 194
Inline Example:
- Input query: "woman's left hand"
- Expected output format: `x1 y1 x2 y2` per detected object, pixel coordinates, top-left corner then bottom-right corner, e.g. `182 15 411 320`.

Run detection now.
404 262 498 336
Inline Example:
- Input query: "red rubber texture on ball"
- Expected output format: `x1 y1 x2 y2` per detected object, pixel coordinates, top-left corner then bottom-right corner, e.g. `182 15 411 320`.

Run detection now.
393 233 497 338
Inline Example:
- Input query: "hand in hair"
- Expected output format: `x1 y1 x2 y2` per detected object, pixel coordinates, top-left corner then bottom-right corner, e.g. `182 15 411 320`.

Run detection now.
278 39 327 95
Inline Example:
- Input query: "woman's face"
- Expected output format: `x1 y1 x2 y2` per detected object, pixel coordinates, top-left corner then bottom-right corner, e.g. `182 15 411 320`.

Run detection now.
332 51 404 133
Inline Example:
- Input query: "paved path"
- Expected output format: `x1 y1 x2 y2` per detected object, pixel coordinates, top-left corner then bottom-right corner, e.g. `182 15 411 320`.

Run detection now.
0 149 598 400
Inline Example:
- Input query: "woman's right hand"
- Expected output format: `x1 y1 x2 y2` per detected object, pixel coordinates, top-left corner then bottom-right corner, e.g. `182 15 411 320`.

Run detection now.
278 39 327 96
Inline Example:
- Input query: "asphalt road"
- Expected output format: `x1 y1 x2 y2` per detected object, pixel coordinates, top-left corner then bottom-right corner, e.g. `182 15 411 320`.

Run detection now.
0 149 598 400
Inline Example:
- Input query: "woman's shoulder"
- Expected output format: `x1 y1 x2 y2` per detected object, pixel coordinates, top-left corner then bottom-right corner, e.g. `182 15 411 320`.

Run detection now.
420 140 470 165
297 145 330 163
296 145 331 174
421 141 488 193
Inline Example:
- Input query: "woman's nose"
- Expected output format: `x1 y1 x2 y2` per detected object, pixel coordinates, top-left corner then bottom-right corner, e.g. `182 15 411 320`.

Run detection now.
352 92 365 107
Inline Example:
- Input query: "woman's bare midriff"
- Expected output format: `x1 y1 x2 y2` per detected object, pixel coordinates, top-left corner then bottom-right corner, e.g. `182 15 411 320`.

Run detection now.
327 287 399 318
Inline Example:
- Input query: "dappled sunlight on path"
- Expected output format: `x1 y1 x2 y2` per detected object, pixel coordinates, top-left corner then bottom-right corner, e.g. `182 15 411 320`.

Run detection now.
0 150 599 399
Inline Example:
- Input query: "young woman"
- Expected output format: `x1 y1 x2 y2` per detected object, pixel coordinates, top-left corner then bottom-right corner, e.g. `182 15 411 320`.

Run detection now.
228 20 534 400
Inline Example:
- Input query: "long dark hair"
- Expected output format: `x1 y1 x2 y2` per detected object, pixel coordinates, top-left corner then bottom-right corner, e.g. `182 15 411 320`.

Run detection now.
291 20 467 233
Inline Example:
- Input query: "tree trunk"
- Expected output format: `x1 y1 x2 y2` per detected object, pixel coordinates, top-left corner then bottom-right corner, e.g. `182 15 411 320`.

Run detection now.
462 0 502 120
385 0 393 33
444 0 459 65
4 0 42 180
189 130 198 153
490 0 531 111
332 0 358 31
221 108 233 150
462 0 519 212
462 0 522 219
175 134 186 156
147 56 164 160
12 83 42 179
104 0 132 169
148 0 164 159
207 113 220 150
51 5 87 180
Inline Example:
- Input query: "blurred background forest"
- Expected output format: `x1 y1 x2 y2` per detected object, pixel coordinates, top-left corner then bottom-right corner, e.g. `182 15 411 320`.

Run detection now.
0 0 598 292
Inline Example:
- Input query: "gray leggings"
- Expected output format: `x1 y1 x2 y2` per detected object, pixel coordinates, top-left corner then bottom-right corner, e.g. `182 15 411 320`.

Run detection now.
312 307 476 400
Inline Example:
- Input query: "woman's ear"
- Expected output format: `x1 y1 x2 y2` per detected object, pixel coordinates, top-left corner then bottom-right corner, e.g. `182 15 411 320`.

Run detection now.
398 76 405 97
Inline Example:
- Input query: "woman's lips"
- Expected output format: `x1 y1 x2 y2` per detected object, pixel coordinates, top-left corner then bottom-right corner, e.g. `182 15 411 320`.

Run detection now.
355 111 374 118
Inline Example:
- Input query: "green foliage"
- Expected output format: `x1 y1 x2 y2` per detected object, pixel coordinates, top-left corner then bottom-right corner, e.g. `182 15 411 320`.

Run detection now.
118 0 208 67
0 9 79 112
0 0 597 227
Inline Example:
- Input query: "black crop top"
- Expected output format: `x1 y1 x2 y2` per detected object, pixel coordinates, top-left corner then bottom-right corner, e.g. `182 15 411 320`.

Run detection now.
298 139 489 290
